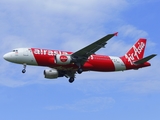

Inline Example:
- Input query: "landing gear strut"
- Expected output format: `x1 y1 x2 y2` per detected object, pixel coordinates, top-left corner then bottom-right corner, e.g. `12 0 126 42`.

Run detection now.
69 77 74 83
77 64 83 74
22 64 26 73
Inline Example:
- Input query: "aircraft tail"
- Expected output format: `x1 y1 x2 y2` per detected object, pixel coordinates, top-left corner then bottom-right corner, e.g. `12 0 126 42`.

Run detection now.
125 38 146 61
124 38 156 65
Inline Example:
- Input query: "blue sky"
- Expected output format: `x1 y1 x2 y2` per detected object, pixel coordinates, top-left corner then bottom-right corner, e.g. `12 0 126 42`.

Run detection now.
0 0 160 120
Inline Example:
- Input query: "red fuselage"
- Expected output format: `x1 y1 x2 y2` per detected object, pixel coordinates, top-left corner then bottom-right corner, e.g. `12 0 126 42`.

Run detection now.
31 48 150 72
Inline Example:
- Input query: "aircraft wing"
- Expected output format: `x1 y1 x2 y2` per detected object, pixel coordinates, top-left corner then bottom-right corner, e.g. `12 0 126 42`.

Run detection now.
71 32 118 65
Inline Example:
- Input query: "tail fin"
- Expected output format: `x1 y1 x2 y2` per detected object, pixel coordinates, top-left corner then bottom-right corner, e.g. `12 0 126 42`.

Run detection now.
124 38 146 65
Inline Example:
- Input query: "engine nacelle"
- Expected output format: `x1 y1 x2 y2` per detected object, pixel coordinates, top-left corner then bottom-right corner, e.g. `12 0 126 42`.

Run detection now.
55 54 72 65
44 69 59 79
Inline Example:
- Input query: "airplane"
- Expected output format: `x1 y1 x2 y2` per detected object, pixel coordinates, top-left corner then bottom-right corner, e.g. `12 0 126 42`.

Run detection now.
3 32 157 83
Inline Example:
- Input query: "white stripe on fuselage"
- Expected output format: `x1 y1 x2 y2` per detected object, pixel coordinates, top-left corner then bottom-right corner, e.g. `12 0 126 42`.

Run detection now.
109 56 126 71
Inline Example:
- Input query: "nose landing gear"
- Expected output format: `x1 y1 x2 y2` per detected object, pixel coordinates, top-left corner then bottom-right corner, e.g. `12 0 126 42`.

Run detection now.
22 64 26 73
22 69 26 73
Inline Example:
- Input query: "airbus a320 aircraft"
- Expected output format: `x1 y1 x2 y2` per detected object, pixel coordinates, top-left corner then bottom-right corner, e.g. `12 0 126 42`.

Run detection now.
3 32 156 83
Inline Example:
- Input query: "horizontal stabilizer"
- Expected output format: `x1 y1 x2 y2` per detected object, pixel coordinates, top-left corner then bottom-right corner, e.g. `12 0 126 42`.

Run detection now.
134 54 157 65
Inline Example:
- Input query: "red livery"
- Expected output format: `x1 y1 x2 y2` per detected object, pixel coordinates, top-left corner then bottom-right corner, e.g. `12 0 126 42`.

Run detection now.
3 33 156 83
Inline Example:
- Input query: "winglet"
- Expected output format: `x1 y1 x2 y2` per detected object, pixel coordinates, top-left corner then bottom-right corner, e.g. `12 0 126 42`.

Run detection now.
114 32 118 36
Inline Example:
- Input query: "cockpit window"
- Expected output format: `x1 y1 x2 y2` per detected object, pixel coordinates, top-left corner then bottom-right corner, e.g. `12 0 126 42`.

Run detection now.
13 50 18 52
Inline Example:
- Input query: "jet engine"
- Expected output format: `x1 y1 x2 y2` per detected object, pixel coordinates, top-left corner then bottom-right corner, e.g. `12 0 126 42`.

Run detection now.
55 54 72 65
44 69 59 79
44 69 65 79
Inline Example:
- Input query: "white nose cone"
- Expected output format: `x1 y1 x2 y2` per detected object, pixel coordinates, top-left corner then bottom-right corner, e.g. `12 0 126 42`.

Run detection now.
3 53 13 62
3 53 10 61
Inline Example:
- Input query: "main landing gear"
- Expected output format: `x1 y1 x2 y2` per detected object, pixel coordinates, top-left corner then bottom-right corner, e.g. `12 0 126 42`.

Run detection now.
22 64 26 73
69 77 75 83
68 67 83 83
77 64 83 74
77 68 83 74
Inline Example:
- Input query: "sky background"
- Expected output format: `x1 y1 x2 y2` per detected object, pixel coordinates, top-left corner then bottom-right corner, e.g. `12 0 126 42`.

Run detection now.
0 0 160 120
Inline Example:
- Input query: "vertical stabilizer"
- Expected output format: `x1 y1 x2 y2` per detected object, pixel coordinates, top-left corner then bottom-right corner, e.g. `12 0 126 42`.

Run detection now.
124 38 146 65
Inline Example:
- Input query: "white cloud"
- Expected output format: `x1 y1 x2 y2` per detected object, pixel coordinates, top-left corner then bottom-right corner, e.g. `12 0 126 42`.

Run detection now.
122 58 160 93
0 0 159 92
45 96 115 112
1 35 32 50
119 24 148 39
0 77 27 87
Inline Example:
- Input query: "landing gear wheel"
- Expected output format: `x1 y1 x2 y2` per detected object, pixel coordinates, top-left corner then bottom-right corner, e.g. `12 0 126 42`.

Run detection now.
77 68 83 74
22 69 26 73
22 63 27 73
69 77 74 83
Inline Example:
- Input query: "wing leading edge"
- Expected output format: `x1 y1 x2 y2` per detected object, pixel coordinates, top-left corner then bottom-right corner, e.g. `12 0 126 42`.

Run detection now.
71 32 118 66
